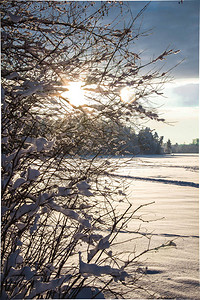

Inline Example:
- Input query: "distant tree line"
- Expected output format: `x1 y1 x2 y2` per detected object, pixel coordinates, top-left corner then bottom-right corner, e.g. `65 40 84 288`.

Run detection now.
171 138 199 154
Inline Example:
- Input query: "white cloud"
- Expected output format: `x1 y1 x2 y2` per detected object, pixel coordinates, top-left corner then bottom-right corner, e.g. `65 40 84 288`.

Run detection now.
173 78 199 86
155 77 199 108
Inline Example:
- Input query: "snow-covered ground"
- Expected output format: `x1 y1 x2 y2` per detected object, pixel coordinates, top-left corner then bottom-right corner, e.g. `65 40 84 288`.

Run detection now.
111 154 199 299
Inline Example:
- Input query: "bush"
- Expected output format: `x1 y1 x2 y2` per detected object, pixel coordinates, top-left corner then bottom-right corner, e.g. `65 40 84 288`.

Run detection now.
1 1 178 298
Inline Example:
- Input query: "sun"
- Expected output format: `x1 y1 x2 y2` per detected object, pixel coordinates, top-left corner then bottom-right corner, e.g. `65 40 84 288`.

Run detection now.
61 82 137 106
61 81 86 106
120 86 136 103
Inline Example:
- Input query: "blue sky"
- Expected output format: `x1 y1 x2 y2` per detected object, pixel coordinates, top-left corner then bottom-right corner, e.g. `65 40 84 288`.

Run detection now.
126 0 199 144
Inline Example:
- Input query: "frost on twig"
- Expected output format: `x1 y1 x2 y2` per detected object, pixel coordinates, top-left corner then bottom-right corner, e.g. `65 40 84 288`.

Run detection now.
1 1 179 299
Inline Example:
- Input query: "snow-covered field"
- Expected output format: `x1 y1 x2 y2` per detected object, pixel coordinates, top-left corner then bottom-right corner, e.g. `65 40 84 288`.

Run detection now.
111 154 199 299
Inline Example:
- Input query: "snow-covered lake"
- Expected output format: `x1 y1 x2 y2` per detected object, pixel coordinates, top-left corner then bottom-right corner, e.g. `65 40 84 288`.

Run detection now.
111 154 199 299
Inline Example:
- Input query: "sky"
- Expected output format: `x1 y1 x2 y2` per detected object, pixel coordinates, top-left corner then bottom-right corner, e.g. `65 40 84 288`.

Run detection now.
35 0 198 145
125 0 199 144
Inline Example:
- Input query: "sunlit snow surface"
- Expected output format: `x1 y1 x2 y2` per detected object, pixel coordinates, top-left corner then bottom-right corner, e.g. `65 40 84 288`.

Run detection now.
108 154 199 299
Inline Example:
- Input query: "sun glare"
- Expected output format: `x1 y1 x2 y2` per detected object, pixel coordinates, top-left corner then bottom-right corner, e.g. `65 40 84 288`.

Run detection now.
62 81 85 106
62 82 137 106
120 86 136 103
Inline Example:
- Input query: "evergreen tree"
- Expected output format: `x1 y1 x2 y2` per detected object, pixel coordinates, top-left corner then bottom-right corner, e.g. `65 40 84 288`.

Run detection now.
166 139 172 154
